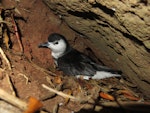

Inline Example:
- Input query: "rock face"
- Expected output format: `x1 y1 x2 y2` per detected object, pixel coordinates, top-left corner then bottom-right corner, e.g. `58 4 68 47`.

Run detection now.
43 0 150 98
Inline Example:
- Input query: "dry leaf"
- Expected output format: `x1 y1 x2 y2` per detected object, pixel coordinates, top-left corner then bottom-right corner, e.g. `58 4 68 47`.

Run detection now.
124 94 140 101
99 92 115 101
24 97 43 113
117 90 133 96
118 90 140 101
54 76 62 84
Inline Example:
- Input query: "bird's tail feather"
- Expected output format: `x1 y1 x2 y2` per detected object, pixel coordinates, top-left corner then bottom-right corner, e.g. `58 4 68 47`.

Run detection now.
92 71 121 79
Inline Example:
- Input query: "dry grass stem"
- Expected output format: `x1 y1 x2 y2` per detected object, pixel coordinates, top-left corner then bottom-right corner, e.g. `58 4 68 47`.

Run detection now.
0 47 12 70
41 84 62 101
18 73 29 84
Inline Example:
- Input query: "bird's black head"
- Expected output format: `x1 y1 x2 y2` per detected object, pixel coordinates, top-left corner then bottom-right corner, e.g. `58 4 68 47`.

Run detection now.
48 33 68 43
38 33 71 59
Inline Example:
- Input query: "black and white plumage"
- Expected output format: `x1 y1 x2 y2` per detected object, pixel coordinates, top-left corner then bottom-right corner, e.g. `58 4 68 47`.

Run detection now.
38 33 122 80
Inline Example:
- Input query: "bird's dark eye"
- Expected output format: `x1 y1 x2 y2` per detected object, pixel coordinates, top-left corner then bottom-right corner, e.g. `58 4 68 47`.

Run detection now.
54 41 58 45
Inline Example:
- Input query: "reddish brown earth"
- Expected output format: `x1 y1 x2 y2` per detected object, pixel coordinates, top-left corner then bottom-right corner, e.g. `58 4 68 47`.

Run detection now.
0 0 148 113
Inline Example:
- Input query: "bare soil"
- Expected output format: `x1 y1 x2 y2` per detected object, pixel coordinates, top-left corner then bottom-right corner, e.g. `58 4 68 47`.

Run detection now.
0 0 149 113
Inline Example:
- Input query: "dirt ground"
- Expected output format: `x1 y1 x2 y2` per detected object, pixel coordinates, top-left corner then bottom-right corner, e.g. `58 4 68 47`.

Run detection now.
0 0 149 113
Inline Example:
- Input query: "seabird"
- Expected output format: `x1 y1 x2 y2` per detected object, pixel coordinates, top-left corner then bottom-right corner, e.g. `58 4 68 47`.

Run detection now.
38 33 122 80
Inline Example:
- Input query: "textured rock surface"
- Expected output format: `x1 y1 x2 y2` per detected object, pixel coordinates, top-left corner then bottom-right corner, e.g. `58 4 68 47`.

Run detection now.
43 0 150 98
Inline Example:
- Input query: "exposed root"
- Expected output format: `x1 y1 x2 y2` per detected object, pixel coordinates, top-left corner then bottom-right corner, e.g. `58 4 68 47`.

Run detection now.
6 74 16 96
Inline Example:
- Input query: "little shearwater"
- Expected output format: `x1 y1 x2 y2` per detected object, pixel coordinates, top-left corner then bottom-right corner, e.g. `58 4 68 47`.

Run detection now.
38 33 122 80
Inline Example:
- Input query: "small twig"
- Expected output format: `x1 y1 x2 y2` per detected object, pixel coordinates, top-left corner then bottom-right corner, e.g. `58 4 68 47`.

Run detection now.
6 74 16 96
42 84 77 101
0 47 11 70
41 84 62 101
11 13 24 54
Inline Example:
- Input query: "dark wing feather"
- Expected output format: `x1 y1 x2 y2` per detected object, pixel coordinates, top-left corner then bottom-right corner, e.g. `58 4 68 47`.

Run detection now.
57 49 96 76
79 53 122 74
57 48 122 76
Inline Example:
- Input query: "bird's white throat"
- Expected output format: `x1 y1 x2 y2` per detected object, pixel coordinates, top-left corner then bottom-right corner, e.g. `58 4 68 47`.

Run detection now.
51 51 64 59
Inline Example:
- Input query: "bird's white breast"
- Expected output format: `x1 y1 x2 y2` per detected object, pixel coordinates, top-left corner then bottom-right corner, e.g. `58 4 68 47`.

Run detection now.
52 51 63 59
92 71 121 79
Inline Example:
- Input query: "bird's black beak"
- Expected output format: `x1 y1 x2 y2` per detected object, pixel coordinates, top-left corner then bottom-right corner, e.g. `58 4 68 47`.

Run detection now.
38 42 49 48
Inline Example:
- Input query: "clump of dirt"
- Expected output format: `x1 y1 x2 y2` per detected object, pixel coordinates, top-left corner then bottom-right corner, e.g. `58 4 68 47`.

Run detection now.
0 0 149 113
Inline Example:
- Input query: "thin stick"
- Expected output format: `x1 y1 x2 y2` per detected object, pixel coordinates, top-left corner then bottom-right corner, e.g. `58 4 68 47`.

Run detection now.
6 74 16 96
0 47 11 70
41 83 62 101
42 84 77 101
